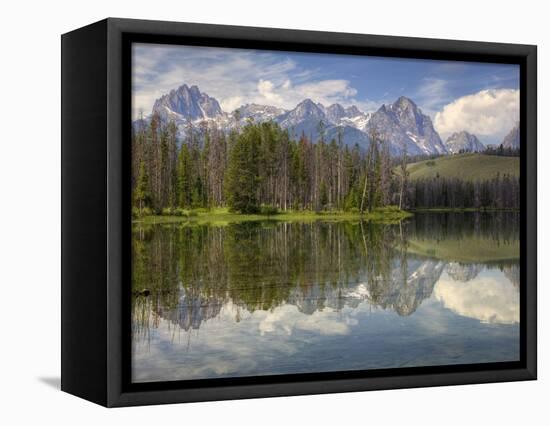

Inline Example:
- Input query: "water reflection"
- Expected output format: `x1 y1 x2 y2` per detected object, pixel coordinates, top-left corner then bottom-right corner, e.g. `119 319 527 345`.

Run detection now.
434 270 519 324
132 212 520 382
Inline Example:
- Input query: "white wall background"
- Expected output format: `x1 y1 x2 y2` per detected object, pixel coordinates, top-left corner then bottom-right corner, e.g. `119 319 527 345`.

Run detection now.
1 0 546 423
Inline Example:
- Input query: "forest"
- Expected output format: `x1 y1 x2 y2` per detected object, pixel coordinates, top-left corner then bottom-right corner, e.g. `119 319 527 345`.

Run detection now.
131 113 520 217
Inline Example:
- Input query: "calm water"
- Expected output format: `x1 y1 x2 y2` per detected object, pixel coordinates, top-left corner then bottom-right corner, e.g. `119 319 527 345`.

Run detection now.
131 212 520 383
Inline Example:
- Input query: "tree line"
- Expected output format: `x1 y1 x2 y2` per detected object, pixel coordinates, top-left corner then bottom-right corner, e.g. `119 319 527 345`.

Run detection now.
132 114 403 214
132 113 519 214
408 173 520 210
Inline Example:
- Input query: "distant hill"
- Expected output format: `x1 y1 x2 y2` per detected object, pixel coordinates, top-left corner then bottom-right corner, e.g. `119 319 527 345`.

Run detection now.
404 153 519 182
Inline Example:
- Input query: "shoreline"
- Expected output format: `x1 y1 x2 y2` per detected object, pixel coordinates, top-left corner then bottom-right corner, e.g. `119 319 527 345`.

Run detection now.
132 207 412 226
409 207 520 213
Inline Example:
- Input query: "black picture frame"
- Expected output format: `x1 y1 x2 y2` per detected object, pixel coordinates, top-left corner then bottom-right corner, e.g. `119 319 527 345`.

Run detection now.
61 17 537 407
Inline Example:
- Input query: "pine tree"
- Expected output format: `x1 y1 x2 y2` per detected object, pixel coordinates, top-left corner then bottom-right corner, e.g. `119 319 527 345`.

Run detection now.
176 143 192 208
134 160 150 214
398 142 409 210
367 137 382 211
320 181 328 208
225 124 260 213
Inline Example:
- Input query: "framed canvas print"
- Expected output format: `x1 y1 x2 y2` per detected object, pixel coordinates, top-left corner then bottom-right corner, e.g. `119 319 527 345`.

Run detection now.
61 18 537 407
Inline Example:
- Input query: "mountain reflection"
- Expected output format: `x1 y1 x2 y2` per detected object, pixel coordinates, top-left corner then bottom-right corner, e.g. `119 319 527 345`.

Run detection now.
132 212 520 338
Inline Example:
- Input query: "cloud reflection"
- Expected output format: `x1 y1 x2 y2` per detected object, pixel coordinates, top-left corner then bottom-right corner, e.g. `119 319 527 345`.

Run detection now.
434 271 519 324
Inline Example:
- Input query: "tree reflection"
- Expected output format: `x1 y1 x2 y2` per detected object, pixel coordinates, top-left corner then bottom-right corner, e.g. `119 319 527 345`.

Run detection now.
132 212 520 336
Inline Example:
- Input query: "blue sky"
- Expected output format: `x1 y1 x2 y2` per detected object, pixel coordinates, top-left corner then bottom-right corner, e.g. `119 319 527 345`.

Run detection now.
133 43 520 144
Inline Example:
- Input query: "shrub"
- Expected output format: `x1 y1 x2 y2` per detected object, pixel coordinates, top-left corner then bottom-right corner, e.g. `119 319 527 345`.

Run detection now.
173 208 188 217
132 206 153 217
373 205 405 215
192 207 209 213
188 210 198 217
161 207 174 216
260 205 279 216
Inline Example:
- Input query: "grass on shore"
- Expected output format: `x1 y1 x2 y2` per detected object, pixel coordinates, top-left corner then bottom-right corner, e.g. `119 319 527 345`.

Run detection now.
133 206 412 226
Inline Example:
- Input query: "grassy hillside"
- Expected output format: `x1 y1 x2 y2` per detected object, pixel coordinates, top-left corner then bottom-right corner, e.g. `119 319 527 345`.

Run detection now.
403 153 519 182
407 237 519 263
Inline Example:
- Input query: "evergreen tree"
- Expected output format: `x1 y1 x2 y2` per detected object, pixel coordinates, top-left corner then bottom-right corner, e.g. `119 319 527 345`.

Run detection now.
134 160 150 214
319 181 328 208
225 124 260 213
176 143 192 208
131 117 518 215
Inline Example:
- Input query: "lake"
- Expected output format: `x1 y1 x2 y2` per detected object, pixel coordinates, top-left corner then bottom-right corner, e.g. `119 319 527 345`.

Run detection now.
131 212 520 383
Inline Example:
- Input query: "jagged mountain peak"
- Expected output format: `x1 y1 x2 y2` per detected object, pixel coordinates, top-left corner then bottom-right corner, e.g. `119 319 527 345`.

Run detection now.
368 96 447 156
297 98 322 109
285 99 325 121
390 96 424 122
327 103 345 112
444 131 485 154
236 102 281 112
502 122 519 149
234 103 286 122
345 105 362 118
325 103 346 122
142 84 459 156
392 96 417 109
153 84 223 122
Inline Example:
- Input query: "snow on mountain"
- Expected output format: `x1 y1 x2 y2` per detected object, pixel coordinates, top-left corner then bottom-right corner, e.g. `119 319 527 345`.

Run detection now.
278 98 326 129
340 113 372 132
325 103 372 131
444 131 485 154
502 123 520 149
152 84 225 123
325 103 346 123
138 85 486 156
446 263 483 282
234 103 287 123
273 100 371 147
366 97 447 156
289 258 445 316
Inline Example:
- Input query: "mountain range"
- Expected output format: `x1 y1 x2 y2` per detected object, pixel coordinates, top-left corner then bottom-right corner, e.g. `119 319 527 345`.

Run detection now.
142 83 518 156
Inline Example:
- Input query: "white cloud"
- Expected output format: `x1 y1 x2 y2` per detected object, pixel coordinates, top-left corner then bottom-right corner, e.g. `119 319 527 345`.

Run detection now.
257 79 284 105
415 77 452 114
258 304 354 336
131 43 365 119
434 271 519 325
434 89 519 144
252 78 359 110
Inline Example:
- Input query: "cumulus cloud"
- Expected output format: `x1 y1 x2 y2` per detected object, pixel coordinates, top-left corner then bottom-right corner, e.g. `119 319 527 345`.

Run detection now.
434 271 519 325
257 79 284 105
132 43 364 119
132 43 297 118
253 78 359 110
434 89 519 145
258 304 354 336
